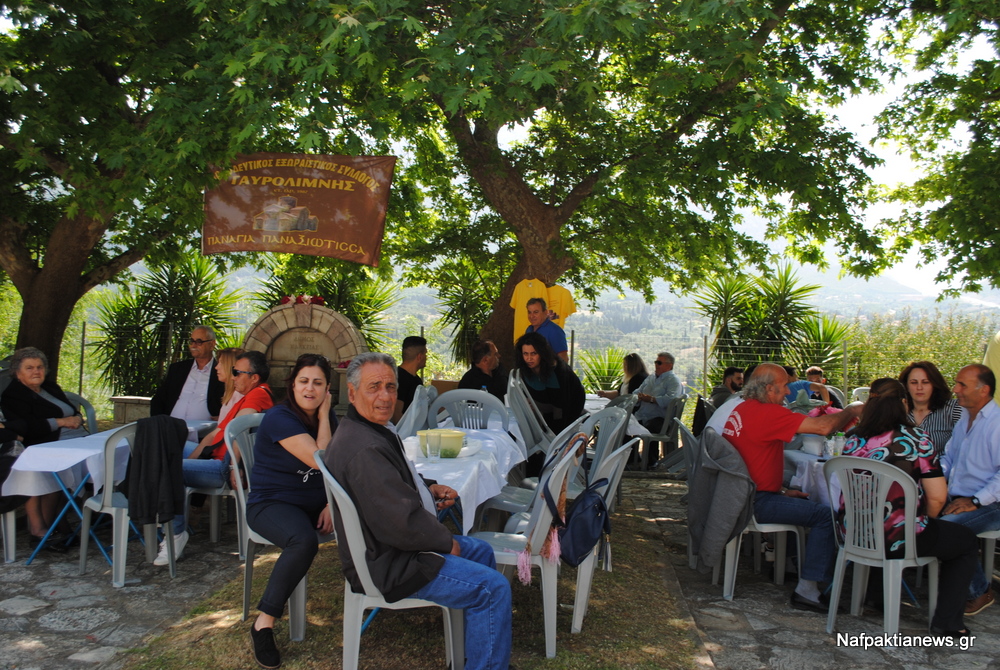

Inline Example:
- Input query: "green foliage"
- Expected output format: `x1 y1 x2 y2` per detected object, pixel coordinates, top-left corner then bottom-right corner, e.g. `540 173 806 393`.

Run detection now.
253 255 398 351
219 0 900 343
579 346 628 393
875 3 1000 295
432 260 503 366
785 315 855 388
92 256 242 396
847 307 1000 389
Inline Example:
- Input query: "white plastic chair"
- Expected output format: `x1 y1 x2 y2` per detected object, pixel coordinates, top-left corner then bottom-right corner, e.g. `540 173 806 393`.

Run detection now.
637 395 687 469
480 423 587 523
850 387 870 403
472 434 582 658
505 376 547 458
571 440 635 633
714 515 806 600
978 529 1000 578
2 509 15 563
79 422 174 587
509 370 557 445
429 388 509 430
823 456 939 635
233 420 333 641
825 385 847 406
395 385 429 438
222 413 264 560
605 393 638 414
315 454 464 670
64 391 98 435
579 406 629 485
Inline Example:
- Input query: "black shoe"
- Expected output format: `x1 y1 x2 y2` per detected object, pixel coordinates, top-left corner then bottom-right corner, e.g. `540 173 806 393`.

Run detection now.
250 625 281 669
790 591 828 614
931 625 972 640
29 533 69 554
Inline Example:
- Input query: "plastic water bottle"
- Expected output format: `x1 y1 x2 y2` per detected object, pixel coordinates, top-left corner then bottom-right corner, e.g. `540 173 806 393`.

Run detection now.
833 432 846 457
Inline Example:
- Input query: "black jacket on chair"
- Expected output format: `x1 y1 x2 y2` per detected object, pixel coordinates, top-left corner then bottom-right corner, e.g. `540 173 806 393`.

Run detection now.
1 378 79 446
127 415 188 526
149 358 224 418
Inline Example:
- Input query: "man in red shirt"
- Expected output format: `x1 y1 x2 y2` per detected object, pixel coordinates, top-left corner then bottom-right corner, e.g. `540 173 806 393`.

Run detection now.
723 363 862 612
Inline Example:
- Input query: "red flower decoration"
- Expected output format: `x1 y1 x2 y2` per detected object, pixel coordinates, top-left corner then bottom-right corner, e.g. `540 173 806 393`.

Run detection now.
310 295 325 305
279 296 292 305
294 295 306 304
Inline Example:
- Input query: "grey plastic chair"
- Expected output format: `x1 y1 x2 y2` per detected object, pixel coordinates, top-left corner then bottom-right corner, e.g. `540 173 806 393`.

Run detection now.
315 452 464 670
221 412 264 559
605 393 638 414
64 391 98 435
395 384 429 438
429 388 509 430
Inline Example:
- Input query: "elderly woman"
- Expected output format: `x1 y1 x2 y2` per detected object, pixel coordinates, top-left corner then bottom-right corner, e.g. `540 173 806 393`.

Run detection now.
843 377 978 638
898 360 961 456
1 347 87 551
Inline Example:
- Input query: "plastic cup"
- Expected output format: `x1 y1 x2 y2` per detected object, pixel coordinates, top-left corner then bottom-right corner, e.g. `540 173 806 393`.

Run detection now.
427 432 441 462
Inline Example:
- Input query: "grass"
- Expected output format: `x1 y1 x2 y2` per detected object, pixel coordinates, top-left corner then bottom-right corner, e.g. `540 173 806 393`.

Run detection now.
120 504 697 670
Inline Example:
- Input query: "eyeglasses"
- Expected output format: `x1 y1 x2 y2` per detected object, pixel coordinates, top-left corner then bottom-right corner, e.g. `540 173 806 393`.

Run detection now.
189 338 215 345
231 368 253 376
654 360 666 366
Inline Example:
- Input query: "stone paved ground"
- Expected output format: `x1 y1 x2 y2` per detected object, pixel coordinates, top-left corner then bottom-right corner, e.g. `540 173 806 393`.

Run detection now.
2 477 1000 670
626 474 1000 670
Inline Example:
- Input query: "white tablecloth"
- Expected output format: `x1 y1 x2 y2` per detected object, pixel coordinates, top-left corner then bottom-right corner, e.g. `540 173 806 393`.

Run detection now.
3 428 130 497
415 451 505 535
583 394 650 436
784 450 841 508
2 419 210 497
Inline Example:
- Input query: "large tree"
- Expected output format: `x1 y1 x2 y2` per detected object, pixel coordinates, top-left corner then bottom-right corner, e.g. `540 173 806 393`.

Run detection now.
875 1 1000 295
0 0 322 372
222 0 898 358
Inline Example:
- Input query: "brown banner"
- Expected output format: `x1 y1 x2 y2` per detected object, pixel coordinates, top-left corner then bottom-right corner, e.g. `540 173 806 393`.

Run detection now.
202 153 396 266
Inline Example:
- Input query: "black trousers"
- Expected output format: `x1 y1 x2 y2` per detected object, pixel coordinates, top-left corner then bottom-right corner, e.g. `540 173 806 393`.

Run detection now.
246 500 322 618
916 518 979 632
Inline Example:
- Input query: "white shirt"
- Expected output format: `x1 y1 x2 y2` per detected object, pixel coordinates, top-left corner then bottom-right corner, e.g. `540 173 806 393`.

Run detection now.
169 358 215 422
706 394 744 435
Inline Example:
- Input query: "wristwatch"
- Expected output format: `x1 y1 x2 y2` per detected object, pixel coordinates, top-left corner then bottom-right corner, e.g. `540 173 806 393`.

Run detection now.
972 496 983 508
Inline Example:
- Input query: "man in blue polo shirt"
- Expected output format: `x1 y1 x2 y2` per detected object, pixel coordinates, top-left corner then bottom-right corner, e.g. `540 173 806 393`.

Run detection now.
525 297 568 363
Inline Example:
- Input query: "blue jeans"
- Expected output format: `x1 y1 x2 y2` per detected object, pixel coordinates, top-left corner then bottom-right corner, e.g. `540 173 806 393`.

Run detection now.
410 535 512 670
940 501 1000 598
753 491 836 583
172 441 230 534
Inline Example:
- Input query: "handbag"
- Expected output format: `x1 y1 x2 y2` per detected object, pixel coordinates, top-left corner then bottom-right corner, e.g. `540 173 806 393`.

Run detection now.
543 475 612 568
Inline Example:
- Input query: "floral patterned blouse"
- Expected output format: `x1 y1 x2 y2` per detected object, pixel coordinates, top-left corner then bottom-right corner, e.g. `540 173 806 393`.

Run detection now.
841 425 942 556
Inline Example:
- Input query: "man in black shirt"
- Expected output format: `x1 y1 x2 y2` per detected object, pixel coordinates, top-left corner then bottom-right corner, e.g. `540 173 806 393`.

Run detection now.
392 335 427 422
458 340 507 401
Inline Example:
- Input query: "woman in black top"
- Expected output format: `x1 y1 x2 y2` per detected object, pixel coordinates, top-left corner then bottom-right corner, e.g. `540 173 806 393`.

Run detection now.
515 332 585 434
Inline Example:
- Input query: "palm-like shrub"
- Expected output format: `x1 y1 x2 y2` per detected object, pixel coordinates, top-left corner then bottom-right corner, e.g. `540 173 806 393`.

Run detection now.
93 256 242 395
579 346 628 393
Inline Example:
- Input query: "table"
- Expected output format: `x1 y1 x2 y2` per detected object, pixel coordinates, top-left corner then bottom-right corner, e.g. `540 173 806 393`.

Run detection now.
3 419 210 562
784 450 841 508
412 427 525 535
583 395 650 436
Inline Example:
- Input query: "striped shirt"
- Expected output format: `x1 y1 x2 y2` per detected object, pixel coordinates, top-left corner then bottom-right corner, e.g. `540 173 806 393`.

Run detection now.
909 398 961 456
